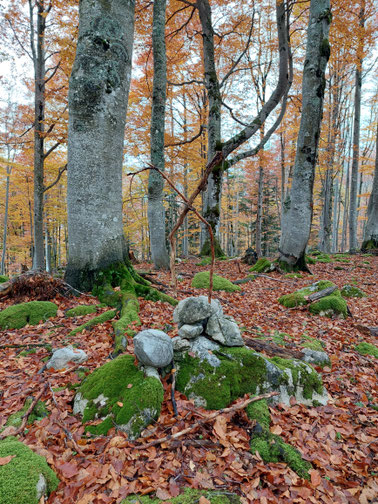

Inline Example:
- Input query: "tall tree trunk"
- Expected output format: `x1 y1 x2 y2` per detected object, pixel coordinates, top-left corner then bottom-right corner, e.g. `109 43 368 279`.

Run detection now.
1 163 11 275
279 0 331 270
32 0 46 270
349 3 365 252
256 165 264 257
148 0 170 269
65 0 135 291
361 122 378 250
197 0 224 257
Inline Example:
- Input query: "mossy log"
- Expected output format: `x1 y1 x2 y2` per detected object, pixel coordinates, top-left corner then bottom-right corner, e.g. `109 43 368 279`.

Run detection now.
244 338 304 360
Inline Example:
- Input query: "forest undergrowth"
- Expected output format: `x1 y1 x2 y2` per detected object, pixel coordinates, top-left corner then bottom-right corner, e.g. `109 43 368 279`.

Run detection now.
0 256 377 504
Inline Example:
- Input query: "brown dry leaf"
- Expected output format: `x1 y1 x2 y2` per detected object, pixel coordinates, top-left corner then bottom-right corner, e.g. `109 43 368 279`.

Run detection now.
0 454 16 466
155 488 172 500
270 425 282 435
199 497 211 504
309 469 322 487
213 415 227 439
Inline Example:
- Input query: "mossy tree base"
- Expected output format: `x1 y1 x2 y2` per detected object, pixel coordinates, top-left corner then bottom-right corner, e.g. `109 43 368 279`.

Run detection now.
200 237 225 258
361 238 378 252
277 251 312 273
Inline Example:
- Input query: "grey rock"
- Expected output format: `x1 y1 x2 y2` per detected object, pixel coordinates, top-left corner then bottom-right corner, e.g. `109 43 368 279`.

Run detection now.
191 336 221 367
143 366 161 381
172 336 191 352
36 474 47 500
302 348 331 367
178 323 203 339
173 296 223 325
206 314 244 347
134 329 173 368
46 345 87 370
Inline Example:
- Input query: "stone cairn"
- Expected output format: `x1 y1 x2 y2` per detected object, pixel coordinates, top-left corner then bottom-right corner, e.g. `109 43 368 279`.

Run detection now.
134 296 244 372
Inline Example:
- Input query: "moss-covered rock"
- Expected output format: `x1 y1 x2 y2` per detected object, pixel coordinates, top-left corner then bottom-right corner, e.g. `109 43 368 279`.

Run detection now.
0 437 59 504
0 274 9 283
175 347 328 409
315 253 331 263
73 354 164 439
278 292 307 308
0 301 58 330
250 258 273 273
340 285 366 298
123 488 240 504
308 293 347 318
65 305 98 317
297 280 336 295
191 271 241 292
300 336 324 352
3 399 48 430
355 342 378 358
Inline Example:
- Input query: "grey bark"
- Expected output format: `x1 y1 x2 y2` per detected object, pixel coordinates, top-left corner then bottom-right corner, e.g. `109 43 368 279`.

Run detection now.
1 162 11 275
256 165 264 257
197 0 223 253
148 0 170 269
361 122 378 249
279 0 331 268
65 0 135 290
31 0 47 270
349 4 365 252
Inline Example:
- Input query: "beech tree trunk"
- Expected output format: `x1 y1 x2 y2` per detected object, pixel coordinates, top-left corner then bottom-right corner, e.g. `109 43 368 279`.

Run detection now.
361 122 378 250
32 0 47 270
148 0 170 270
349 3 365 252
197 0 224 256
65 0 135 291
279 0 331 270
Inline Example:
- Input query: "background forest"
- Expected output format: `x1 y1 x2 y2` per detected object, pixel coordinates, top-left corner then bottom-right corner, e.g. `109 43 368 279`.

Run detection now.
0 0 377 274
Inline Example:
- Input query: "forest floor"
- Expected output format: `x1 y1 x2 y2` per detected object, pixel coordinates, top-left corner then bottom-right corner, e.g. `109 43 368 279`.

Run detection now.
0 255 377 504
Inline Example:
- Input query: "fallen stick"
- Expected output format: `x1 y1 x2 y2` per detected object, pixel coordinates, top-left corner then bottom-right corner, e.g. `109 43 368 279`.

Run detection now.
0 343 51 350
244 337 304 360
133 391 278 449
0 382 48 440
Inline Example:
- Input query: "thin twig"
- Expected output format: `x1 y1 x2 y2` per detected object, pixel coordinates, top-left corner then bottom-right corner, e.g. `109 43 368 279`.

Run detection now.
0 383 48 440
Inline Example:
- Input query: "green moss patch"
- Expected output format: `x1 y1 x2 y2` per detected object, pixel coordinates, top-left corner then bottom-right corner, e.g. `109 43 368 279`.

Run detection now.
355 342 378 358
250 430 311 479
0 437 59 504
0 275 9 283
68 309 117 336
340 285 366 298
278 292 307 308
74 354 164 439
300 336 324 352
123 488 240 504
250 258 272 273
0 301 58 330
191 271 241 292
284 273 303 278
3 399 48 430
175 347 327 410
65 305 98 317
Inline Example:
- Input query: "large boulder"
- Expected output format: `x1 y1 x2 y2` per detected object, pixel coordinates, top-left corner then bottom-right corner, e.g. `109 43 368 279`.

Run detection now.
0 301 58 330
0 437 59 504
175 346 328 410
133 329 173 368
46 345 88 371
73 354 164 439
173 296 222 326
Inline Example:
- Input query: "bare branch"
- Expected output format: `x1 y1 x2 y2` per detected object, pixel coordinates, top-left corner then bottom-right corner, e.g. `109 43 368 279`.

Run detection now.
43 164 67 192
165 125 204 147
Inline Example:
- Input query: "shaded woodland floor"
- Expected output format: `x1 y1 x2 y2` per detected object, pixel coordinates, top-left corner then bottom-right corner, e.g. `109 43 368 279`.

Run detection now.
0 255 377 503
